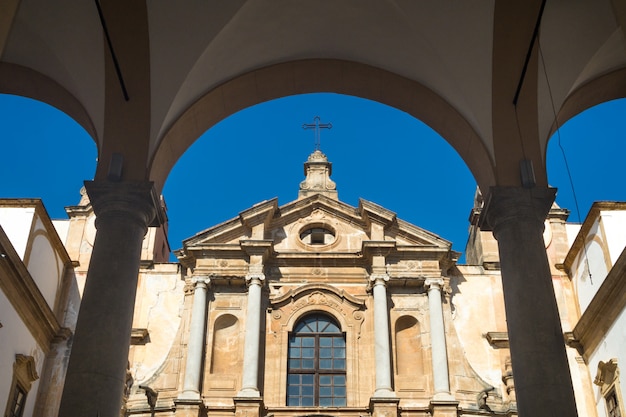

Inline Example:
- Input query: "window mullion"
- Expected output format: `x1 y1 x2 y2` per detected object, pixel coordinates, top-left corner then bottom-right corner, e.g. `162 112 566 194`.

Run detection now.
314 334 320 404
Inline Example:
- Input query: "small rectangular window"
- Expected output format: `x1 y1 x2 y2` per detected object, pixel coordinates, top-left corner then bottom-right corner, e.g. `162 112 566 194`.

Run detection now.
6 384 27 417
607 389 622 417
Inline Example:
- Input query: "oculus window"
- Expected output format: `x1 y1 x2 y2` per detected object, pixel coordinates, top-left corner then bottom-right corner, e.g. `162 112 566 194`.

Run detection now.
287 313 346 406
299 227 335 245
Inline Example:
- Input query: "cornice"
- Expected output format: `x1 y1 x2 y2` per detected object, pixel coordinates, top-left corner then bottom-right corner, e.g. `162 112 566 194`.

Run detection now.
359 199 397 227
239 198 278 228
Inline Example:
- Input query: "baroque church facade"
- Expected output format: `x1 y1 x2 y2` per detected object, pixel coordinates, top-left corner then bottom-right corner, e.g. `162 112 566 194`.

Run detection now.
3 149 623 417
123 149 520 417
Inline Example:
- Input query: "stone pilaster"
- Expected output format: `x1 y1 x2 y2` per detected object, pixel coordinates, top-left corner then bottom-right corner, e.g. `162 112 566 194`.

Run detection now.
179 276 211 401
481 186 577 417
58 181 160 417
425 278 454 401
370 273 395 398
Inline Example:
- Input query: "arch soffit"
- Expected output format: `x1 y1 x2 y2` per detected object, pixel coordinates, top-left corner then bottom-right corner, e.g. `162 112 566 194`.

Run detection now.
548 67 626 154
0 62 98 144
149 59 496 193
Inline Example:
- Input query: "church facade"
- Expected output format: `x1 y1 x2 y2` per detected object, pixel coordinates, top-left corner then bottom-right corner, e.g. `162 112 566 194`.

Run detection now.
2 150 620 417
121 150 511 417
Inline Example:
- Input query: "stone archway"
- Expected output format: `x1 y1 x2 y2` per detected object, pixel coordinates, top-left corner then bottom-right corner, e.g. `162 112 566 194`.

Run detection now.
149 59 495 194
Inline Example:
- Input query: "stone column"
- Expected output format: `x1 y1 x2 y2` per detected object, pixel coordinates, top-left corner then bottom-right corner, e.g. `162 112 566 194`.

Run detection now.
425 278 453 400
370 274 395 397
482 186 577 417
58 181 158 417
238 273 264 397
179 276 211 400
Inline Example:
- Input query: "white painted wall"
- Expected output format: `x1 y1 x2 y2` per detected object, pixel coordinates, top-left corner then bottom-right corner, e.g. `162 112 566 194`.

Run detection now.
26 215 63 309
572 216 610 313
600 211 626 266
572 210 626 317
0 291 45 417
588 306 626 417
0 207 35 259
566 224 581 246
574 239 609 313
52 220 70 246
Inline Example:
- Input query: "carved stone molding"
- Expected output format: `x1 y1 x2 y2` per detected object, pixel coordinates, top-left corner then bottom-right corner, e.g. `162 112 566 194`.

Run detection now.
270 284 366 338
485 331 509 349
14 354 38 388
595 358 619 388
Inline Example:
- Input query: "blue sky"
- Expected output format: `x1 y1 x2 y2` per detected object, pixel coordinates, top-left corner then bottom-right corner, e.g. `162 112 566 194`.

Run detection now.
1 93 624 262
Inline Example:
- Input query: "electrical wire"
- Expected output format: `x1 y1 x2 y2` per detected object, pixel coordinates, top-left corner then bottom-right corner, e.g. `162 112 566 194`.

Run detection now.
538 41 592 284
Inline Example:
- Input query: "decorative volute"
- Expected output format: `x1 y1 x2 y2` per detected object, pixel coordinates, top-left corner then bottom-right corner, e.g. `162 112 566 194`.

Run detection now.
298 150 338 200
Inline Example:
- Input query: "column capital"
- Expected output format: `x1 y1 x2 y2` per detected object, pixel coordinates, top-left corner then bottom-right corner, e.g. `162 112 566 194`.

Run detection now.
245 273 265 287
424 277 444 290
191 276 211 289
368 273 389 291
84 180 164 229
369 273 389 284
479 186 556 235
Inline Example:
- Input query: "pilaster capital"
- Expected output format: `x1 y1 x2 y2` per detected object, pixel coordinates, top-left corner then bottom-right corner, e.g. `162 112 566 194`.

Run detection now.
245 273 265 287
479 186 556 236
84 180 164 230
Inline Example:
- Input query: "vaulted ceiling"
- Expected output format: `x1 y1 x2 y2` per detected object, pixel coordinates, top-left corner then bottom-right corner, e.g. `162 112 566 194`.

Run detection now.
1 0 625 192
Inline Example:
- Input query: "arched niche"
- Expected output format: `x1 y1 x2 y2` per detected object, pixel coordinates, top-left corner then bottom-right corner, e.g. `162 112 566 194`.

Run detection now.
394 315 424 377
209 313 241 375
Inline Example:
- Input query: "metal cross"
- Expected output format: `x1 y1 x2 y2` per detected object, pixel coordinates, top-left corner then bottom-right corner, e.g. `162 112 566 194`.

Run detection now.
302 116 332 151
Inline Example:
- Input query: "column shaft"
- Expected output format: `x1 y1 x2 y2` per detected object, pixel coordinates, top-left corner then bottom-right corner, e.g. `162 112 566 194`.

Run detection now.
372 275 394 396
425 279 451 398
484 187 577 417
238 275 263 397
180 278 210 400
58 181 157 417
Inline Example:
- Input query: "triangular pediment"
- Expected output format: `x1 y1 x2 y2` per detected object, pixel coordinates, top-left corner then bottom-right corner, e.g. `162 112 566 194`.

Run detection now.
177 194 451 264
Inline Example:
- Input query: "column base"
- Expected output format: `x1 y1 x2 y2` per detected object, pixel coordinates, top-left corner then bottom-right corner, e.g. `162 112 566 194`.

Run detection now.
373 388 397 398
369 395 400 417
234 396 264 417
174 398 205 417
432 392 455 401
178 390 201 401
236 387 261 398
429 398 459 417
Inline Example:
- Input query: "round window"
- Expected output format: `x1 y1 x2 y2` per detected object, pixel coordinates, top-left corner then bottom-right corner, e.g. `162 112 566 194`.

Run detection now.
299 226 335 245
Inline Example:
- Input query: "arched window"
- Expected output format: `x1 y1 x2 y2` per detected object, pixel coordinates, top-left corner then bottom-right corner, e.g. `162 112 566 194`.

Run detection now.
287 313 346 406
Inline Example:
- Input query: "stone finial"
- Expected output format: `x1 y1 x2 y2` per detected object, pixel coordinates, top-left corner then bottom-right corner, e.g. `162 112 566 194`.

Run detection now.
298 150 338 200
